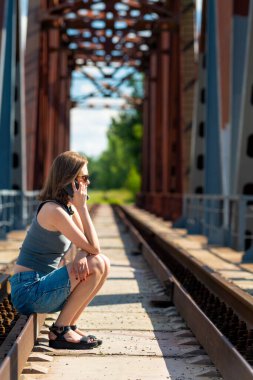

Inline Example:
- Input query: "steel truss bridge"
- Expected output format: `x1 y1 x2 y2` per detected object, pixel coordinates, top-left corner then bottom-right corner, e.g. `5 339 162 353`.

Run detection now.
1 0 253 259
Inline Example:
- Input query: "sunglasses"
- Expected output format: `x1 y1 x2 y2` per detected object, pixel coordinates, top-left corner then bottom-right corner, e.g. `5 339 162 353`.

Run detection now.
76 175 90 182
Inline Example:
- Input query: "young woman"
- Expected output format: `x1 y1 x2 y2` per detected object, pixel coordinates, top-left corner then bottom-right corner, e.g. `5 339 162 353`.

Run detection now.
9 151 110 350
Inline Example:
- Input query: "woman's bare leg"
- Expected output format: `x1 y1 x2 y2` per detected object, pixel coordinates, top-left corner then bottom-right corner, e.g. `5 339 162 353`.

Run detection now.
69 254 110 326
49 254 108 343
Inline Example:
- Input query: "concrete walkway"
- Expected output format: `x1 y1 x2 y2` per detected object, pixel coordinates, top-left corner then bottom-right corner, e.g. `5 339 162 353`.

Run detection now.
21 205 221 380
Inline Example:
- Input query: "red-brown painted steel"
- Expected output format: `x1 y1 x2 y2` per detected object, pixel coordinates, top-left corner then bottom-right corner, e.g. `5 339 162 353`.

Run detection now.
25 0 71 190
155 33 163 196
180 0 195 195
199 0 206 55
233 0 249 16
149 51 157 197
23 0 194 212
137 0 195 221
161 31 170 196
25 0 40 190
140 76 150 197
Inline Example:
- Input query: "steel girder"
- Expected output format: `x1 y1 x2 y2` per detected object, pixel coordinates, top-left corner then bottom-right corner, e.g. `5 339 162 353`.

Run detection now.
231 1 249 193
234 1 253 196
205 0 223 195
189 0 251 199
0 0 16 189
187 0 253 250
0 0 195 215
137 0 195 220
0 0 27 193
25 0 179 189
189 0 206 195
25 0 71 189
234 0 253 258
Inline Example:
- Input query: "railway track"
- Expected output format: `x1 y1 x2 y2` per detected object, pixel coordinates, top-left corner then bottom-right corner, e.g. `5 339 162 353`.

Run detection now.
1 203 253 379
113 205 253 380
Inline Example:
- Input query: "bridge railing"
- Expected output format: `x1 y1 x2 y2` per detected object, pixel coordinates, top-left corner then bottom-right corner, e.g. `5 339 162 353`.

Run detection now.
2 190 253 257
183 194 253 255
22 191 40 226
0 190 40 239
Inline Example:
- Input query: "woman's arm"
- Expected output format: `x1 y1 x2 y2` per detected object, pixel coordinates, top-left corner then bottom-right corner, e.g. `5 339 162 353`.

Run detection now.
51 181 100 256
72 205 100 253
50 206 100 255
70 180 100 254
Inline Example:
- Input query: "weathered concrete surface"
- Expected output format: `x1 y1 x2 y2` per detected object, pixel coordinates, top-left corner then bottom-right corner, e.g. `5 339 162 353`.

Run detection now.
25 205 221 380
24 355 219 380
124 205 253 297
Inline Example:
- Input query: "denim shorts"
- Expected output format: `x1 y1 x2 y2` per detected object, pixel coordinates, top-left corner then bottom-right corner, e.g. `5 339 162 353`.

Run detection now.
9 266 71 315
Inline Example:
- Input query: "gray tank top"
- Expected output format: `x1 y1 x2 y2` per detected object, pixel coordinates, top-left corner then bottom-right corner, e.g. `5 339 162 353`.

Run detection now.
16 200 72 274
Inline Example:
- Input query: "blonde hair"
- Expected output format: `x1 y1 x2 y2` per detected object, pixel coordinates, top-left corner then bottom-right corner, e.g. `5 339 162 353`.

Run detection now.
39 151 88 204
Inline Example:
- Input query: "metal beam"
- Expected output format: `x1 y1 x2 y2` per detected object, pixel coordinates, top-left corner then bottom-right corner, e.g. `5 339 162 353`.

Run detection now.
205 0 222 194
0 0 16 189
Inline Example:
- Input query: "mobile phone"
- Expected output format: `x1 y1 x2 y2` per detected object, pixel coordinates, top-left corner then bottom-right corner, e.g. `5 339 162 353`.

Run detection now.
63 180 89 200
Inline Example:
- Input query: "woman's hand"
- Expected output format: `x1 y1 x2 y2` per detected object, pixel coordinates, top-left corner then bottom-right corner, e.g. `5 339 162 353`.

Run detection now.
70 181 88 209
71 250 90 281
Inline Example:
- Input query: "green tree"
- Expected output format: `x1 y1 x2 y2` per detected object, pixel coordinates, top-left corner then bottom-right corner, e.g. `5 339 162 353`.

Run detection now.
102 109 142 192
80 74 143 195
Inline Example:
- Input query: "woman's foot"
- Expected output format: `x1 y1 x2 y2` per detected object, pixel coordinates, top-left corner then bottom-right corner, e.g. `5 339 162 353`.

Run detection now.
71 326 92 338
49 328 94 343
48 324 98 349
70 325 102 346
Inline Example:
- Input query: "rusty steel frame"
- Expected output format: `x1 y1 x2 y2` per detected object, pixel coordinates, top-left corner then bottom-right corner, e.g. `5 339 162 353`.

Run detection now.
24 0 188 189
40 0 177 78
137 0 195 221
25 0 72 190
0 314 45 380
115 205 253 380
23 0 195 220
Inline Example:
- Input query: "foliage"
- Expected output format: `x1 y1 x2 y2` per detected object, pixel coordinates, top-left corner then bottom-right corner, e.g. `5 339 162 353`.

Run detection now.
82 109 143 196
79 74 143 197
124 165 141 194
87 189 134 205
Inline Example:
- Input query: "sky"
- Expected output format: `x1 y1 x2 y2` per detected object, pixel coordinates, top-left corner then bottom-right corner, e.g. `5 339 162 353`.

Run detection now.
69 69 133 157
70 108 118 156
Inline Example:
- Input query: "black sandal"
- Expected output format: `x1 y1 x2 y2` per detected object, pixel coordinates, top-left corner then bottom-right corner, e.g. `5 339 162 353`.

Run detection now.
49 324 99 350
70 324 103 346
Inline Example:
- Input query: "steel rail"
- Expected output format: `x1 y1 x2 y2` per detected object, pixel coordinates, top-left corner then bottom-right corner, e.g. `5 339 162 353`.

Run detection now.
0 275 45 380
114 205 253 380
0 314 46 379
0 273 46 380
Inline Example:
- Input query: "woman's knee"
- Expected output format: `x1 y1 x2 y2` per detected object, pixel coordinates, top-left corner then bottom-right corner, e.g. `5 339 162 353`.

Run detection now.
87 253 110 277
87 254 105 276
98 254 110 275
